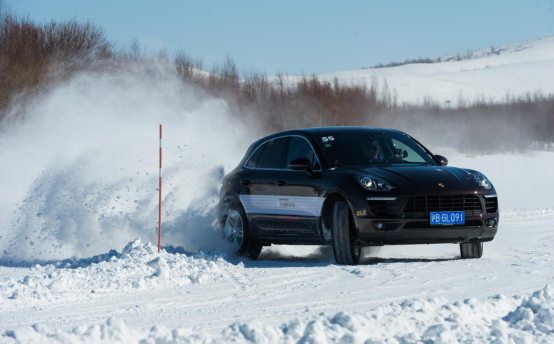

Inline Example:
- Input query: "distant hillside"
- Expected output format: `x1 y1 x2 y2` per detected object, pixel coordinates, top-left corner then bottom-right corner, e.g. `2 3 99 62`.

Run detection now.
312 36 554 104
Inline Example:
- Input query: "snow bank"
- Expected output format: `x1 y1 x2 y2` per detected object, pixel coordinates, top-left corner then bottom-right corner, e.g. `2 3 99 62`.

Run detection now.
3 285 553 344
0 239 237 303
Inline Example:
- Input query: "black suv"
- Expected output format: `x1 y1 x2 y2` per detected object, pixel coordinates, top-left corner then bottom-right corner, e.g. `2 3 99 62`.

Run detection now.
218 127 498 265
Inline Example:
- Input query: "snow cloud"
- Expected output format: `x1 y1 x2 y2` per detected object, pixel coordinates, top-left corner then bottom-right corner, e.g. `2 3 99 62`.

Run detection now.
0 63 257 263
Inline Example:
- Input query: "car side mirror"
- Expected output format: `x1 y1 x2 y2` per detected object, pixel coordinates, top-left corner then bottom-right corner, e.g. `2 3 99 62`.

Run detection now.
288 157 314 176
435 154 448 166
395 149 409 159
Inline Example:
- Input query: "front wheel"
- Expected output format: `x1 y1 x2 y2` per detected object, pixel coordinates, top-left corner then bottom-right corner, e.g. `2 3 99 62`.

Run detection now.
223 203 262 260
331 201 361 265
460 242 483 259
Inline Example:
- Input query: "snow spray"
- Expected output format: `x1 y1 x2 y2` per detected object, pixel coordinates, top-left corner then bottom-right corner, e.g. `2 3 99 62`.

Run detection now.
0 64 258 263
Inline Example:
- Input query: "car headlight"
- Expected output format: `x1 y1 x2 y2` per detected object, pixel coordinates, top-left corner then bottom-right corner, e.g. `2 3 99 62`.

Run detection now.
356 176 395 191
473 172 492 189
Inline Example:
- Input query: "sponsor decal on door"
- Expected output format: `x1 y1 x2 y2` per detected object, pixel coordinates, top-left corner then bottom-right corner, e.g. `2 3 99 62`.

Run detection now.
239 195 324 216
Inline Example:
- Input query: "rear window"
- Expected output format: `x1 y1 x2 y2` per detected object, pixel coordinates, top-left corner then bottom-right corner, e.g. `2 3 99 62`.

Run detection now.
246 146 263 168
255 138 288 169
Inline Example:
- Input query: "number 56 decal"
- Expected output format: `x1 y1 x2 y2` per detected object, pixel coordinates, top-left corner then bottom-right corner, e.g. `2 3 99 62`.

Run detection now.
321 136 335 142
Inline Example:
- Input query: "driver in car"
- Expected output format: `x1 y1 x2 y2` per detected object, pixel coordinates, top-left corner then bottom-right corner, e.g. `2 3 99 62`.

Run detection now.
363 139 384 163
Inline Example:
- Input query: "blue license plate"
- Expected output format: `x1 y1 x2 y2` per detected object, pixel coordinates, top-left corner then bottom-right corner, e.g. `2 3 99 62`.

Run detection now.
430 211 465 226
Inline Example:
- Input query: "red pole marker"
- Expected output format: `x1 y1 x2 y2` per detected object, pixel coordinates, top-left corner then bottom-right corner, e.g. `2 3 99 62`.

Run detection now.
158 124 162 253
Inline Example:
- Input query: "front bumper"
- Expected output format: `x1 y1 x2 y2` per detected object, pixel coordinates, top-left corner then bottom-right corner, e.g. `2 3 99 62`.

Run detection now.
349 194 499 245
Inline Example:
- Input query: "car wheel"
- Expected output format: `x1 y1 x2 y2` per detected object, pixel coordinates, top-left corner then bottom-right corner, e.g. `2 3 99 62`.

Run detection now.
223 203 262 260
460 242 483 259
331 201 361 265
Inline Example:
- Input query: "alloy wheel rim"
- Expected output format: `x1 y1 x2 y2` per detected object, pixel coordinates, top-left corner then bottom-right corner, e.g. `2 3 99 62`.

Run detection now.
224 210 244 252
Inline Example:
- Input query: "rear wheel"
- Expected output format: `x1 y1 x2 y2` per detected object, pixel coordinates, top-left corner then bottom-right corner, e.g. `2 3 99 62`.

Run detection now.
460 242 483 259
331 201 361 265
223 203 262 260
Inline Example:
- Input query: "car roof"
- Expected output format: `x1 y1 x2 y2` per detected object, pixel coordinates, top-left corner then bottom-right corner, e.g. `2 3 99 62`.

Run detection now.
257 127 406 143
241 127 411 169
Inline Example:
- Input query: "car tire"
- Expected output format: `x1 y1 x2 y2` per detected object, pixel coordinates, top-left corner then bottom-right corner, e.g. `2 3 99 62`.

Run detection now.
224 203 262 260
331 201 361 265
460 242 483 259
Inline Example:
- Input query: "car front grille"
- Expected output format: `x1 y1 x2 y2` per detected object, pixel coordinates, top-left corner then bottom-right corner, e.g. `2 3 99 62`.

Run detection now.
484 196 498 213
403 195 483 217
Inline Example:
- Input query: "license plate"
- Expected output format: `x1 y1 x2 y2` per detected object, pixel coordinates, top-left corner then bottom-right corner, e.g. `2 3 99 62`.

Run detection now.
430 211 465 226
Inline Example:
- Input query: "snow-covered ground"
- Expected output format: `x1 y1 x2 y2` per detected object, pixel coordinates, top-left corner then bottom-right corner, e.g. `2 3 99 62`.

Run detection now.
1 150 554 343
3 284 554 343
282 35 554 104
1 210 554 343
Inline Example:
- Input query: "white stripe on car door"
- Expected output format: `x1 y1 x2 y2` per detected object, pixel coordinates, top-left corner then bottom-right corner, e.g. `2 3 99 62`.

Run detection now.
239 195 324 216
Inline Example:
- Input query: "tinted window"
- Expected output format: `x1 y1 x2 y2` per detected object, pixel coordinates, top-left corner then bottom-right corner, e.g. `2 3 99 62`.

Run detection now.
285 137 318 169
391 138 426 163
257 138 287 169
246 145 263 168
316 132 437 167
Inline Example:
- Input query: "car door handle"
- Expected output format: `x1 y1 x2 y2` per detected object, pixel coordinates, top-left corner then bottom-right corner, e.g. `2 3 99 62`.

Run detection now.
240 179 250 185
275 180 286 186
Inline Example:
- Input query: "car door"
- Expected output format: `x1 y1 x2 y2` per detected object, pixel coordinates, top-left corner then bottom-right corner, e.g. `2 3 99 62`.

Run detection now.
273 136 323 234
239 137 287 233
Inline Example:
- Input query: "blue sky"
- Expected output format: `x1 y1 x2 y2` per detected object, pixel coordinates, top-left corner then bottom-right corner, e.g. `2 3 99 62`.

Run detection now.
6 0 554 75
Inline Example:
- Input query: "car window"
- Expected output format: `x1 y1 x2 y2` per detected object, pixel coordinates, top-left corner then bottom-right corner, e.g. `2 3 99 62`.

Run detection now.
317 132 436 167
256 138 287 169
245 145 263 168
285 137 319 170
391 138 426 163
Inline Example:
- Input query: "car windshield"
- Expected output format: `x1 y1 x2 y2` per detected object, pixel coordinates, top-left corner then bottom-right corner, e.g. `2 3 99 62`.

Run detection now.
316 132 438 167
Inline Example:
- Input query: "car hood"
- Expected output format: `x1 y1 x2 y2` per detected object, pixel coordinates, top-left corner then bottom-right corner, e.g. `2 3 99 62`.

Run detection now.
340 164 484 193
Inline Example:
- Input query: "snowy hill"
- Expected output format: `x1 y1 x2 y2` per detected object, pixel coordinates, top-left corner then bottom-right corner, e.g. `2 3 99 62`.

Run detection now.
310 36 554 104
